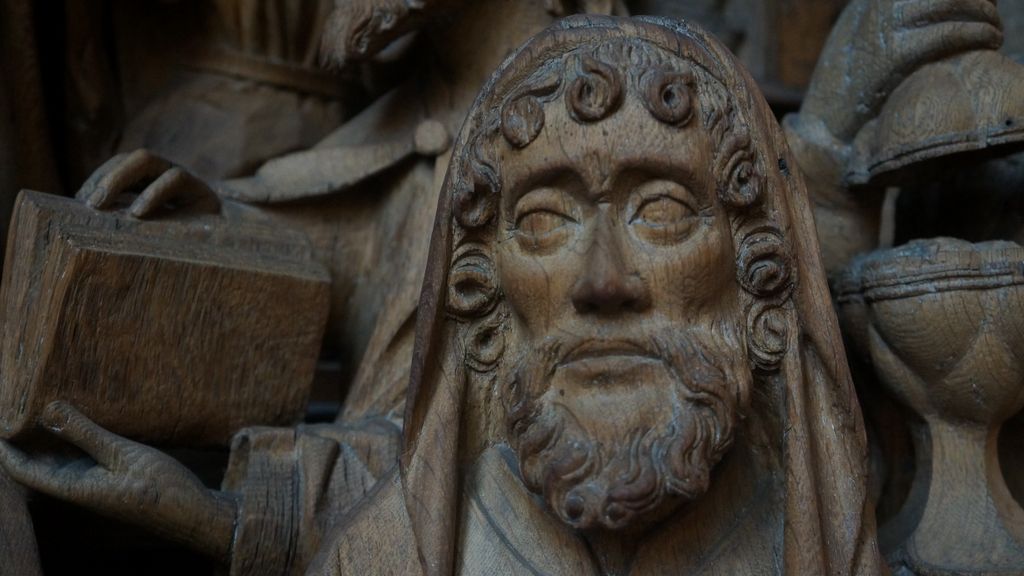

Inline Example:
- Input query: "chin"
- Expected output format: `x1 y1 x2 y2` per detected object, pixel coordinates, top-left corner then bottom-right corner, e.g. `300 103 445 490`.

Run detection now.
503 324 751 534
558 474 689 534
508 378 735 533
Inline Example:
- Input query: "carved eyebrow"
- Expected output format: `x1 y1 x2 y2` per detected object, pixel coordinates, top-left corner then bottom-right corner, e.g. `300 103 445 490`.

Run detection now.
613 163 710 208
501 153 710 211
512 188 580 226
504 166 585 210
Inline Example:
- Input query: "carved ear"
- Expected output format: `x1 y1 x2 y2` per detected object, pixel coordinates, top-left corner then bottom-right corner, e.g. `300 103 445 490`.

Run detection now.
736 228 793 373
447 247 499 318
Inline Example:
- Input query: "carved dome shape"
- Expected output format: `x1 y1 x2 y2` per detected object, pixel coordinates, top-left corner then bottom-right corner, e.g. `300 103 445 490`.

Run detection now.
847 50 1024 185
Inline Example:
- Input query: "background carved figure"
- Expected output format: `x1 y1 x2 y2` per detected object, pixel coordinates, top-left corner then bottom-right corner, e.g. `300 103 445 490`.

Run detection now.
782 1 1024 574
784 0 1020 275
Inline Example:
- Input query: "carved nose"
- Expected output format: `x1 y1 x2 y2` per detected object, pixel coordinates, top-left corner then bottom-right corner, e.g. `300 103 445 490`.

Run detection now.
571 231 650 315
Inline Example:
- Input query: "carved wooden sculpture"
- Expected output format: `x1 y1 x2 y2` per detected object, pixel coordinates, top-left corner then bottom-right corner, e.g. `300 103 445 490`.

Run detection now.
779 2 1024 575
0 4 624 574
0 15 885 576
783 0 1024 275
103 0 350 183
73 0 631 433
628 0 847 106
837 239 1024 575
0 190 329 446
21 2 1024 574
313 16 882 575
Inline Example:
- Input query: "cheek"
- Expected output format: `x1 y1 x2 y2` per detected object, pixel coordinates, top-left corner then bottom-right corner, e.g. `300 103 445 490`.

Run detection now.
638 220 738 318
496 245 579 337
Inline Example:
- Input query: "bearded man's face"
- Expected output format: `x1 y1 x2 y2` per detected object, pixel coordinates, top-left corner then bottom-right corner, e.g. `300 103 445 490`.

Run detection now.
494 72 751 533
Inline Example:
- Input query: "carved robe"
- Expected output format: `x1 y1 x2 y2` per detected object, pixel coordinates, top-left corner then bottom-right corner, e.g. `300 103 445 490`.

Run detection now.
219 420 400 576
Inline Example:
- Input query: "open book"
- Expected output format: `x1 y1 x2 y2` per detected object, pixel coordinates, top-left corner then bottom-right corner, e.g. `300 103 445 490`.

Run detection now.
0 191 331 447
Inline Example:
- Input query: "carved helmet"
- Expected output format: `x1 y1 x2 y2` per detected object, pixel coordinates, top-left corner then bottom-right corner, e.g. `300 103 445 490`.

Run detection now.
848 50 1024 185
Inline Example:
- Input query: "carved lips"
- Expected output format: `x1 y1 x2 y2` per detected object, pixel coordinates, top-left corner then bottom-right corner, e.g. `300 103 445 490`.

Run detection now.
557 339 659 378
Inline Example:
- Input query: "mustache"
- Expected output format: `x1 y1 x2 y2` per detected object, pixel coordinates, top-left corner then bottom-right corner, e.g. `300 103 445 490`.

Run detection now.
528 333 659 370
504 321 748 449
505 323 745 420
501 321 751 530
519 321 744 375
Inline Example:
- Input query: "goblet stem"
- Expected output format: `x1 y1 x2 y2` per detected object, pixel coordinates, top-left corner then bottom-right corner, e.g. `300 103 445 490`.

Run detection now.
901 418 1024 574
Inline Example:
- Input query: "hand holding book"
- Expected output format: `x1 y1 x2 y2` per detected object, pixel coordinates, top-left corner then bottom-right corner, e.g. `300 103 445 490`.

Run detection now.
76 149 221 218
0 402 238 564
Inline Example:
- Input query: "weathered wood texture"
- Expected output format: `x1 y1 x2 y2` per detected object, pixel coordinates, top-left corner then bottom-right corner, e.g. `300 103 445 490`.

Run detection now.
0 191 330 446
6 1 1024 574
627 0 848 106
837 238 1024 574
784 0 1020 276
0 468 39 576
782 3 1024 576
320 15 882 575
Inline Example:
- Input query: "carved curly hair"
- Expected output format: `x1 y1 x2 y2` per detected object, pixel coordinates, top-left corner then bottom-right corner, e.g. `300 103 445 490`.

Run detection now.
447 38 794 373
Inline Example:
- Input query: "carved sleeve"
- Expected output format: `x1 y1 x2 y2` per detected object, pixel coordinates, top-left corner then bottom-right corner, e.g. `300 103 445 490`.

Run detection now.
221 422 400 576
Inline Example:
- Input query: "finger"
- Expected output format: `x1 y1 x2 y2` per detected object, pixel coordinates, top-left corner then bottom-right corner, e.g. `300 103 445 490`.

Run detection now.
77 153 128 203
897 21 1003 62
129 167 219 218
897 0 1001 30
92 149 172 210
0 441 81 496
40 401 121 466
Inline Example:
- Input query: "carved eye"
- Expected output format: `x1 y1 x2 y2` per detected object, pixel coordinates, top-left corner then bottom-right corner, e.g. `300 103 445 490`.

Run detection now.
519 210 570 237
629 181 700 244
513 188 579 252
635 197 692 226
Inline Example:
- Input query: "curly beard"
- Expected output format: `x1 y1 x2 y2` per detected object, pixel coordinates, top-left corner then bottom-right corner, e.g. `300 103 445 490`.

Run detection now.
502 322 750 532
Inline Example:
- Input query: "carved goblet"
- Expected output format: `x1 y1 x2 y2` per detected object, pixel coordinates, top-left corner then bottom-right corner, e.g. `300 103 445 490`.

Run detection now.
837 238 1024 575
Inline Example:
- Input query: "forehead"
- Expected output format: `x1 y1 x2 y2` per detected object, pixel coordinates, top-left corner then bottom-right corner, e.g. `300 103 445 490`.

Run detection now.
488 42 719 200
495 96 714 197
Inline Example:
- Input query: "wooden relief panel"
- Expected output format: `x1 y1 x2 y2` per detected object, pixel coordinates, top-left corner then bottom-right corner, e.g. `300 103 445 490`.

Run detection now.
0 14 886 576
1 0 1023 574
